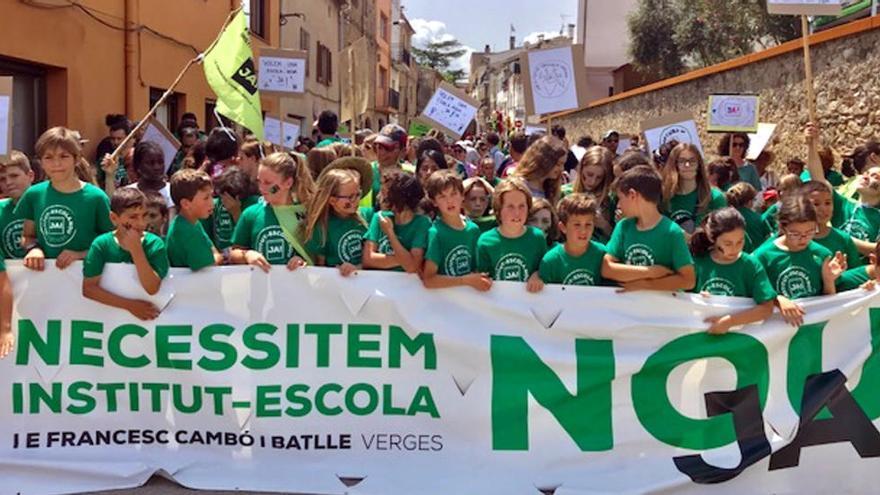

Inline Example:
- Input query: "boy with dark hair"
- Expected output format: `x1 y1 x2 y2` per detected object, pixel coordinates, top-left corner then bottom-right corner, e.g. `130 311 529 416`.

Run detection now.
602 166 695 291
540 194 606 286
166 169 221 270
205 166 260 249
204 127 240 178
363 172 432 273
0 151 35 258
422 170 491 290
316 110 341 147
82 188 169 320
143 191 169 236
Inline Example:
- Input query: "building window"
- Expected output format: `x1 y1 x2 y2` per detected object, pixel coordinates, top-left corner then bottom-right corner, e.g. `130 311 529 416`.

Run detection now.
316 42 333 86
149 87 180 131
300 28 310 77
379 67 387 90
380 13 389 41
244 0 266 39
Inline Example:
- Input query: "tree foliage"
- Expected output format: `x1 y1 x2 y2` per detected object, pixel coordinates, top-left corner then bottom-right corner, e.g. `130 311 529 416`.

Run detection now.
628 0 800 78
413 39 468 82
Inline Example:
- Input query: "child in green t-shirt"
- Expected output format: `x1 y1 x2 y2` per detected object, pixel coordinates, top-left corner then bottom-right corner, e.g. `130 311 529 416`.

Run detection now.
363 172 431 273
231 152 314 271
302 169 368 277
476 178 546 292
753 194 845 325
166 169 222 271
724 182 768 253
82 188 169 321
422 170 491 291
689 208 777 334
803 180 864 267
0 258 12 359
539 194 606 287
0 151 35 259
837 243 880 292
463 177 496 232
660 144 727 234
602 166 696 292
143 191 169 237
206 166 260 249
16 127 114 271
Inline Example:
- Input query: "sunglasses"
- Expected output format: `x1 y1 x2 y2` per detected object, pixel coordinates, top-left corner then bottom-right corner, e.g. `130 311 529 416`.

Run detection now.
732 141 746 148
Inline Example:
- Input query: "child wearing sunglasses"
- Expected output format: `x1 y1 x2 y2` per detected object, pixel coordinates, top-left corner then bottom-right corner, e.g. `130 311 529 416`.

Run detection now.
302 169 368 277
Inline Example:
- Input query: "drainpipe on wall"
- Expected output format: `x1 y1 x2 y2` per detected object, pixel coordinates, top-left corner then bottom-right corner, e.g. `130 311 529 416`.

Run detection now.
124 0 138 117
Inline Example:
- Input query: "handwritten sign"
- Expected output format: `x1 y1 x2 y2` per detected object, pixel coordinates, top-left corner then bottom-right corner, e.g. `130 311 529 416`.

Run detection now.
420 83 479 139
0 77 11 161
641 112 703 155
141 117 181 173
408 119 432 138
258 49 306 96
521 45 588 116
707 94 760 133
264 116 301 150
767 0 843 15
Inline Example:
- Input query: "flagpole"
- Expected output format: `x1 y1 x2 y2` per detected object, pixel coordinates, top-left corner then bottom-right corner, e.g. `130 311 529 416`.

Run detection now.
105 7 242 165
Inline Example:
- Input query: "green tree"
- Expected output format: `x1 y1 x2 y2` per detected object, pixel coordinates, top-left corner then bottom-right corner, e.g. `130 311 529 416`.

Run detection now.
413 39 468 82
628 0 800 78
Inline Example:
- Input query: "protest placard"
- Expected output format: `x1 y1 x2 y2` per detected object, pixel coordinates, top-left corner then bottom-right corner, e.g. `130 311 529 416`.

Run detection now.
641 112 703 155
616 135 633 155
264 115 300 149
408 118 432 138
257 49 307 96
141 117 181 173
521 44 588 116
707 94 760 133
340 38 371 124
420 83 479 139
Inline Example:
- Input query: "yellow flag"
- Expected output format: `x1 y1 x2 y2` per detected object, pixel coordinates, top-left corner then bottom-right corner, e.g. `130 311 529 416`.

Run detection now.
203 10 264 138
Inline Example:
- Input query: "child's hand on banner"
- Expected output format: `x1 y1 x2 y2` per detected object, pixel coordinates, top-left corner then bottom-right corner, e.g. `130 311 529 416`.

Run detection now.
126 300 160 321
0 330 13 359
287 256 306 271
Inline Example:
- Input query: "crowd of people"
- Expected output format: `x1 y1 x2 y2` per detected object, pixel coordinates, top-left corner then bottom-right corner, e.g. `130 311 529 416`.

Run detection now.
0 107 879 358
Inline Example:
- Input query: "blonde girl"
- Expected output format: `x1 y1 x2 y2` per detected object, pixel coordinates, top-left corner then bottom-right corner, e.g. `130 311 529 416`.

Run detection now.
302 169 368 277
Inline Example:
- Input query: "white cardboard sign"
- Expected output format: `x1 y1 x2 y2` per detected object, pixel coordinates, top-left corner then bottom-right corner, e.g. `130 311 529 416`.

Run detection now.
707 94 760 133
264 116 301 149
641 113 704 155
746 123 778 161
141 117 181 173
420 83 479 139
258 49 307 96
526 46 578 115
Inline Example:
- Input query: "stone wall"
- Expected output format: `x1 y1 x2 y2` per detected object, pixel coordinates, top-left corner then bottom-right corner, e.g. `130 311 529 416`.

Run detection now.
554 23 880 169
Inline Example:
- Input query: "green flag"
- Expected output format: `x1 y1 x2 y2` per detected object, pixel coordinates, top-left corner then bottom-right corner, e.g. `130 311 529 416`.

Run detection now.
203 10 264 138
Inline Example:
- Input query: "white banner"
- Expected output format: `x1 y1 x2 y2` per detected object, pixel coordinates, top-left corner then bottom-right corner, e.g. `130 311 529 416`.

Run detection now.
2 262 880 495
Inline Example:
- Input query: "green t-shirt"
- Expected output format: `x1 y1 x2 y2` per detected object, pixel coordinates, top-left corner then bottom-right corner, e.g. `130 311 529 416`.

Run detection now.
693 253 776 303
0 257 5 272
761 202 779 236
203 195 260 249
166 215 216 270
425 216 481 276
539 241 606 286
14 181 113 258
737 163 763 192
231 202 302 265
0 198 25 258
83 231 169 279
364 211 431 272
835 192 880 242
305 214 367 266
606 216 693 271
739 206 769 254
815 227 863 268
753 240 832 299
473 215 497 233
666 188 727 233
801 169 845 187
476 226 546 282
316 136 342 148
837 266 872 292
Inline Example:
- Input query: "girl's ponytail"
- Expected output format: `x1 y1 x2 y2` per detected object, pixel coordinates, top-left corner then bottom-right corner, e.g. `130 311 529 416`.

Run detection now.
688 207 746 257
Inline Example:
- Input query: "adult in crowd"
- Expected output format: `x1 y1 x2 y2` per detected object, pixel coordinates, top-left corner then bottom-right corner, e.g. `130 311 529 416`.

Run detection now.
601 130 620 156
718 133 762 192
315 111 341 148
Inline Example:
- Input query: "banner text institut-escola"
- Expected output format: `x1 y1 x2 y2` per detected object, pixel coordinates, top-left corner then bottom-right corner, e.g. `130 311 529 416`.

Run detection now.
2 263 880 495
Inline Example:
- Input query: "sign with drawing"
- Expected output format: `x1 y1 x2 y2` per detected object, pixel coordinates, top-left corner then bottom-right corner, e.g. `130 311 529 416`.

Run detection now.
258 49 307 96
707 94 760 133
641 112 704 155
521 44 588 116
420 83 479 138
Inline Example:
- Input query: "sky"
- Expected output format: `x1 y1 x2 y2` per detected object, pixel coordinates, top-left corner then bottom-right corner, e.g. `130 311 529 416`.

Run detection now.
403 0 580 74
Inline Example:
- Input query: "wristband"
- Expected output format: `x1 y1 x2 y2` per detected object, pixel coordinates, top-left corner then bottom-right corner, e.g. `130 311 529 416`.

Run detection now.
23 241 40 254
221 248 231 266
